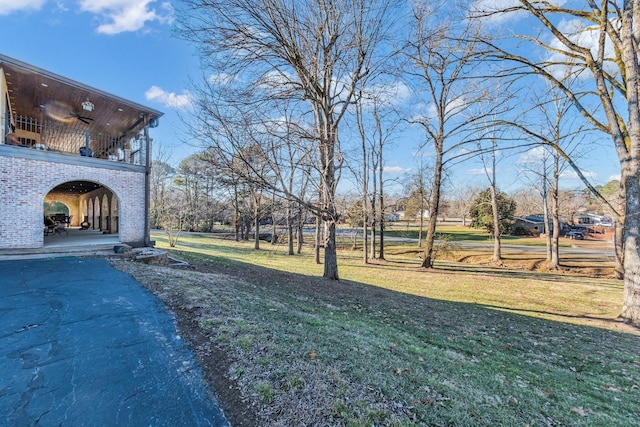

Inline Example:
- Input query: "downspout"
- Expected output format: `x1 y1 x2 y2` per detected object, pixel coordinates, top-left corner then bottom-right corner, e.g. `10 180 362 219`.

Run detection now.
143 122 152 247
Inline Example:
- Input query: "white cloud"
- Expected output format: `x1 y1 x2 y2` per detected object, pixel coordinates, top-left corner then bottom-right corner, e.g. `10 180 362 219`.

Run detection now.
145 85 193 109
468 0 526 25
255 69 298 91
0 0 47 15
415 95 468 123
560 169 597 180
517 146 552 165
362 81 411 108
384 165 411 174
466 167 492 176
208 72 238 86
545 19 611 79
469 0 567 26
608 174 621 182
78 0 174 35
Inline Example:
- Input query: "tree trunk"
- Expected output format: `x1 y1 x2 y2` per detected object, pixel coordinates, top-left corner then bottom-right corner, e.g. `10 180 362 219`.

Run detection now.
286 203 294 255
296 224 303 254
615 219 624 279
324 219 339 280
489 138 502 264
358 97 369 264
233 182 239 242
542 177 552 262
319 121 339 279
296 204 304 255
370 166 377 260
271 212 277 246
378 157 385 260
620 0 640 323
422 140 443 268
490 182 502 263
418 194 425 247
314 215 321 264
362 213 369 264
550 153 560 269
622 174 640 324
254 206 260 250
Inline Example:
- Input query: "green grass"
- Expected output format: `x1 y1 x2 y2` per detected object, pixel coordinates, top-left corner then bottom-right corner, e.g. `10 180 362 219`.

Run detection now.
383 223 568 247
118 231 640 426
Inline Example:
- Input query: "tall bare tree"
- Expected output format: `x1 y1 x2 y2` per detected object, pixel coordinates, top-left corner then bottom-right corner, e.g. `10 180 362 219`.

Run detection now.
405 5 494 268
178 0 396 280
515 81 589 269
403 161 432 247
471 1 640 323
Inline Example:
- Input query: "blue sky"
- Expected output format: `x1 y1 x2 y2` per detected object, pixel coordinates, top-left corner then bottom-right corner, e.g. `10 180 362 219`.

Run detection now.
0 0 623 197
0 0 198 165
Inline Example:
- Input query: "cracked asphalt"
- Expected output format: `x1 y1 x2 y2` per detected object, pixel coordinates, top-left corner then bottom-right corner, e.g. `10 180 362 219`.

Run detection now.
0 257 228 426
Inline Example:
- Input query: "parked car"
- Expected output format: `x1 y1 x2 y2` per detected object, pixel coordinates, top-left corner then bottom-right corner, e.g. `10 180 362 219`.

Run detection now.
566 230 585 240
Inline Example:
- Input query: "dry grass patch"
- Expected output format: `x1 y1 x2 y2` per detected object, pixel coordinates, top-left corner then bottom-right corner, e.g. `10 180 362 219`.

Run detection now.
111 232 639 426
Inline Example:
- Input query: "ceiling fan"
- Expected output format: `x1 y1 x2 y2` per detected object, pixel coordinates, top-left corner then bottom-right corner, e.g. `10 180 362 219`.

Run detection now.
67 111 94 125
43 101 95 125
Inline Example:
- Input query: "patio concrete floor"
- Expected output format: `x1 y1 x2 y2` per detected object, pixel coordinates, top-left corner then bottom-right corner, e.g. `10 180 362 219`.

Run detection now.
0 228 125 261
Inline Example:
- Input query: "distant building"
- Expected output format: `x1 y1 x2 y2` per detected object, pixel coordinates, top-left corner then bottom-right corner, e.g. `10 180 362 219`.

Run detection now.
573 212 613 227
511 215 546 235
386 213 400 222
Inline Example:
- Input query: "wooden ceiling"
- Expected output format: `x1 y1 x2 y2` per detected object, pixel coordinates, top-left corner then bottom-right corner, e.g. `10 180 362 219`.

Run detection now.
49 181 103 195
1 54 163 138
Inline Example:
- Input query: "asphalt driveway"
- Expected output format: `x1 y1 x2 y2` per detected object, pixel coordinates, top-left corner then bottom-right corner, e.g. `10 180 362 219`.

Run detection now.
0 257 228 426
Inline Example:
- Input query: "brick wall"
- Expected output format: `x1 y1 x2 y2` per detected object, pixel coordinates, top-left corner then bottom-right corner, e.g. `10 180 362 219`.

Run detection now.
0 152 147 249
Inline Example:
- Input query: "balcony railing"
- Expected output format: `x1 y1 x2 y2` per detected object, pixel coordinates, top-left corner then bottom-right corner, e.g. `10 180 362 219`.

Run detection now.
10 115 149 166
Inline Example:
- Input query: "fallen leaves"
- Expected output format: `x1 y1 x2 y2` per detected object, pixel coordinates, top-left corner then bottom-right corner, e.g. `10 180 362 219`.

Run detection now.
571 406 587 417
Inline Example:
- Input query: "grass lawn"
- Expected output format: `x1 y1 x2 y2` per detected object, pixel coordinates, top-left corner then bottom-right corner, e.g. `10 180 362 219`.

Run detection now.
384 223 568 247
113 231 640 426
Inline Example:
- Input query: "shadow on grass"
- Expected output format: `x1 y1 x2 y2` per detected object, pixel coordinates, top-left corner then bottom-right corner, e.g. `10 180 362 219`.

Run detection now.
147 244 640 425
432 262 621 287
479 302 629 326
167 246 635 336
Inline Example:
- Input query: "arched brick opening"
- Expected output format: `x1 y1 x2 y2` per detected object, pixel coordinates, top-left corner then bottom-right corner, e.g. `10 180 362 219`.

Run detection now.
43 179 120 245
1 154 149 250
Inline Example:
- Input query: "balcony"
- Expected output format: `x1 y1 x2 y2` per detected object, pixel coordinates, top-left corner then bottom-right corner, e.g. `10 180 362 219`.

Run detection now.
11 114 149 167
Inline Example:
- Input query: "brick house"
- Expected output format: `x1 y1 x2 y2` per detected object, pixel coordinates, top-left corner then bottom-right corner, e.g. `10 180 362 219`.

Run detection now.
1 54 162 250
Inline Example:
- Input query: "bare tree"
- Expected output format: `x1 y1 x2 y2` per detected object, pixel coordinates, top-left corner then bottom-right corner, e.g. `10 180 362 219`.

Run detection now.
470 1 640 323
476 128 505 263
448 183 480 226
354 92 370 263
178 0 396 280
403 161 433 247
150 157 175 230
404 5 494 268
515 81 589 269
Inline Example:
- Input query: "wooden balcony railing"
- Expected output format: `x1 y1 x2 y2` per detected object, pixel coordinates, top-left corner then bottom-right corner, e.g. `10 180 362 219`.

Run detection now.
9 115 149 166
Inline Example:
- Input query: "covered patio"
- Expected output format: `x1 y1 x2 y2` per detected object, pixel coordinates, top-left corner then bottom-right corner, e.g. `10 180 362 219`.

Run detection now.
1 53 162 252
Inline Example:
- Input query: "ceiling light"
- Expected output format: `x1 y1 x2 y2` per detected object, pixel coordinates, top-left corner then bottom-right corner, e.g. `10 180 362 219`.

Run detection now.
41 83 48 87
82 100 94 112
